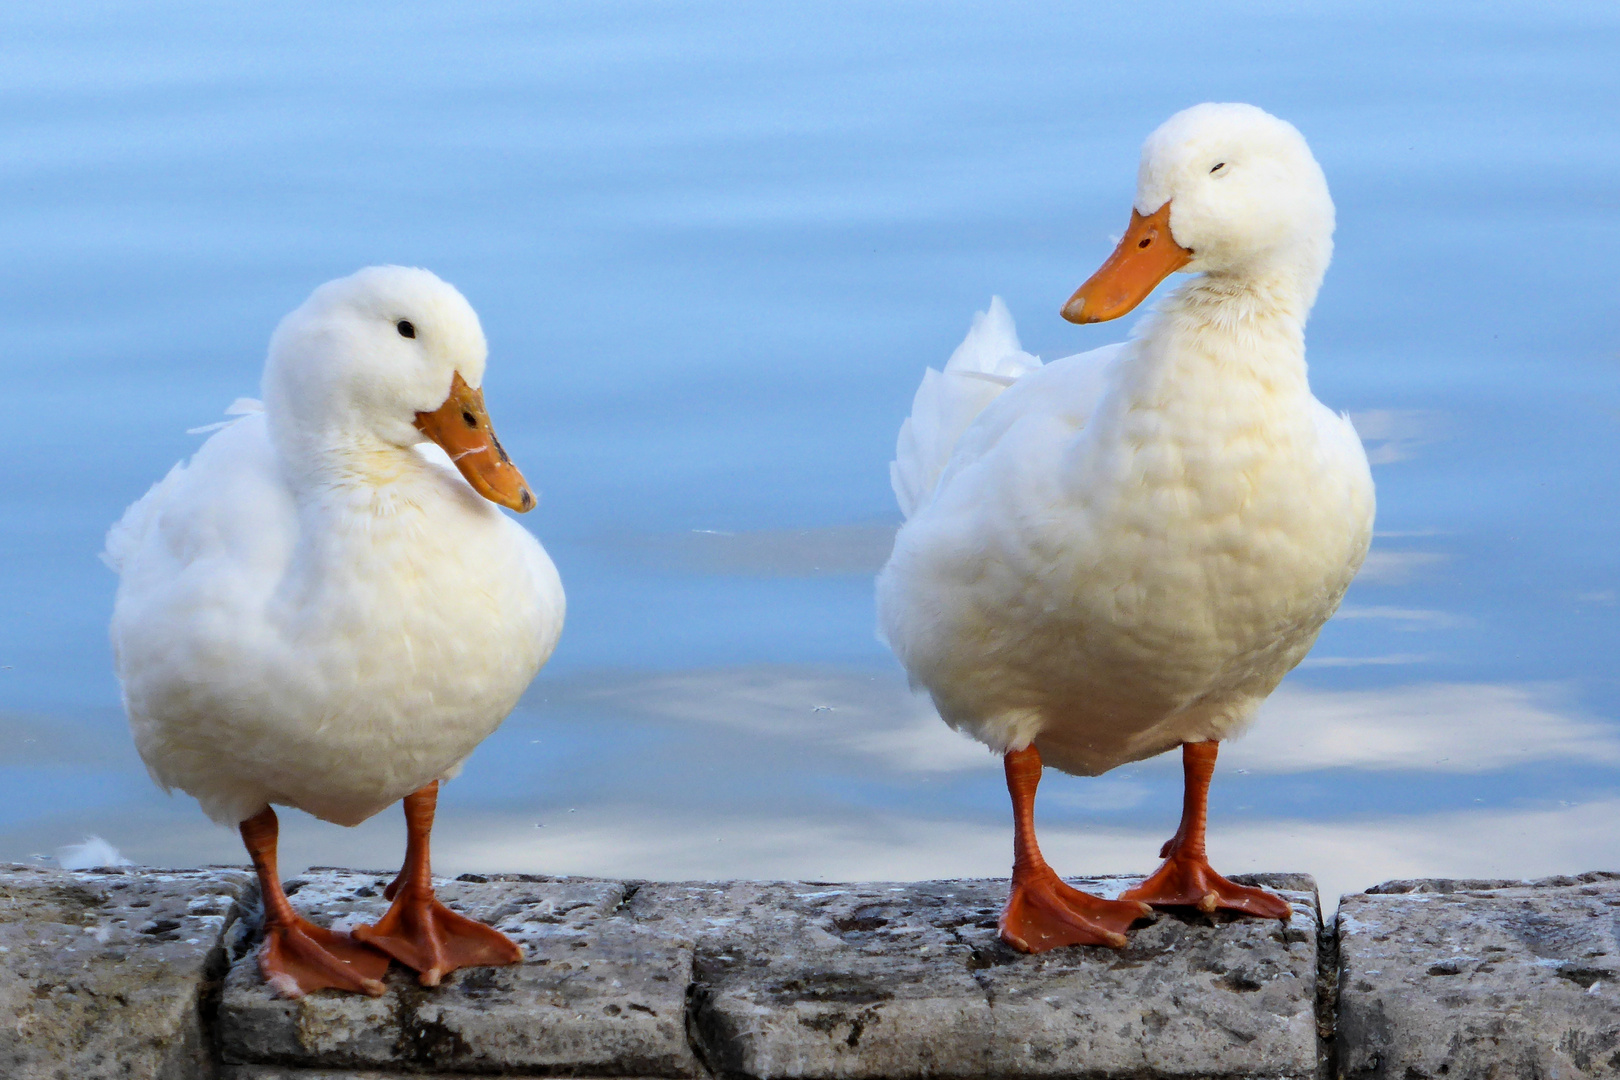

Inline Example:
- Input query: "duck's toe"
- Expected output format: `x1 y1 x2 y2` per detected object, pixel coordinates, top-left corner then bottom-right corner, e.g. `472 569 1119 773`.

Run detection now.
1000 864 1152 952
1120 855 1293 920
258 918 390 998
353 886 523 986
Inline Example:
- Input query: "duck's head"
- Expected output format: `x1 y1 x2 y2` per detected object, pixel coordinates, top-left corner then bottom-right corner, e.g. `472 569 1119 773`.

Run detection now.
1062 103 1334 324
264 266 534 512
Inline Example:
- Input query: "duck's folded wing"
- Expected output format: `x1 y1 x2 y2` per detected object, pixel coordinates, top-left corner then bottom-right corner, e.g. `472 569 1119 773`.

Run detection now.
890 297 1043 519
937 340 1127 493
103 409 292 586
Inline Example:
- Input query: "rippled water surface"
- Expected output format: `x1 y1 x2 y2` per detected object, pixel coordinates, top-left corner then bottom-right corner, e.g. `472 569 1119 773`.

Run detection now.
4 1 1620 906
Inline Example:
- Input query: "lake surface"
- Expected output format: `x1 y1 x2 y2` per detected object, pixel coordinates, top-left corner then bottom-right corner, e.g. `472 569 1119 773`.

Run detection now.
3 1 1619 908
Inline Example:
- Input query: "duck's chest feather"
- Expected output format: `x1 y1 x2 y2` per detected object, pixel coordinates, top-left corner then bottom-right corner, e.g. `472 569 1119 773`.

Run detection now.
270 490 555 717
113 430 564 826
881 317 1373 762
1053 345 1369 660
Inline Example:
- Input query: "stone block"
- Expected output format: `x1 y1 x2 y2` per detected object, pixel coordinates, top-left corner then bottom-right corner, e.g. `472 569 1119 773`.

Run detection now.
220 1069 462 1079
670 873 1322 1080
220 1069 674 1079
219 1068 523 1079
0 862 253 1080
1336 872 1620 1079
217 869 703 1077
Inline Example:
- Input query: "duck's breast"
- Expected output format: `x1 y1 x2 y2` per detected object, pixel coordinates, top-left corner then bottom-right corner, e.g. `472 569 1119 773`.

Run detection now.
111 424 564 826
879 352 1372 774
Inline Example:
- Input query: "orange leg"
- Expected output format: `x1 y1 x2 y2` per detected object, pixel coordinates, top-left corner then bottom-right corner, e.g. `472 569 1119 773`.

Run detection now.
998 745 1151 952
1120 741 1292 919
239 808 389 998
352 781 523 986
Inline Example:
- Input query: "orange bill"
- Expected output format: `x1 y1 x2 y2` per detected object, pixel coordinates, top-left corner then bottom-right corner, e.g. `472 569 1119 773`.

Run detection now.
414 372 534 512
1061 201 1192 324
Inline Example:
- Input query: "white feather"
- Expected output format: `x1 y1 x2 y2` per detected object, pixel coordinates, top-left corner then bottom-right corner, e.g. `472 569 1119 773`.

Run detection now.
104 267 565 828
890 297 1043 519
57 836 132 870
185 397 264 435
877 104 1375 779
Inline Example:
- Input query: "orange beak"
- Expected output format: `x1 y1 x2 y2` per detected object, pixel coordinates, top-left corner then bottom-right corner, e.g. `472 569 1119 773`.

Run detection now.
413 372 535 512
1061 201 1192 324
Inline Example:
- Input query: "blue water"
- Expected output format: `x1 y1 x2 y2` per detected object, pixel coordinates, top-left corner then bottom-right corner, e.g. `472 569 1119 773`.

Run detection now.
4 1 1620 905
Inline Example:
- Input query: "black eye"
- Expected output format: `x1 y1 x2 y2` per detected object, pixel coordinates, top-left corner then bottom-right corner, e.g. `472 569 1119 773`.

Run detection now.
397 320 416 338
1210 162 1226 175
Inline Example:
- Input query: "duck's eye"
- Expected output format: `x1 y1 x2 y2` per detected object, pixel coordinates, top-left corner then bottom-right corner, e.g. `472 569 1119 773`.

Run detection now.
1209 162 1226 175
397 320 416 338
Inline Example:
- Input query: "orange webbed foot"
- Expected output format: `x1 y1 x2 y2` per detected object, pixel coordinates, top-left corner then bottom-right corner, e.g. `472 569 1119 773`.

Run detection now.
258 917 390 998
1120 855 1293 920
1000 864 1153 952
352 885 522 987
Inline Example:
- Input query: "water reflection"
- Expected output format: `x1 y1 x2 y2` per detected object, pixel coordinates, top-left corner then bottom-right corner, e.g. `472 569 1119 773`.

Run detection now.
9 662 1620 906
2 0 1619 903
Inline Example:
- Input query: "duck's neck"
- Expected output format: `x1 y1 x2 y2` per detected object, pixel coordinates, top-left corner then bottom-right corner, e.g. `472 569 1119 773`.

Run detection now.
271 419 431 507
267 430 466 620
267 426 459 578
1129 258 1322 401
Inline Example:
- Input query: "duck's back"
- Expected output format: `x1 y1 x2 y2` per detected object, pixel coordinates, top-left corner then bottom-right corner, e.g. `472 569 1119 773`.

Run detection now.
109 413 300 821
108 411 294 634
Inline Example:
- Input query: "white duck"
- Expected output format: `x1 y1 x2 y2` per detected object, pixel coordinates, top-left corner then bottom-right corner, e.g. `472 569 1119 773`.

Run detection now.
877 104 1373 951
105 267 565 994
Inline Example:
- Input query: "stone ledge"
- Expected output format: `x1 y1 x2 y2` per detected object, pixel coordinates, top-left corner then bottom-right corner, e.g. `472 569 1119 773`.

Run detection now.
219 870 1323 1078
6 864 1619 1079
219 870 699 1077
0 862 253 1080
218 1070 678 1080
1336 871 1620 1080
676 873 1320 1080
219 1070 545 1080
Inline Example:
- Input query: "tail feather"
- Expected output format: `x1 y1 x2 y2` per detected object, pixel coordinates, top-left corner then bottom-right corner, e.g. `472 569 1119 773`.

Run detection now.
890 297 1041 518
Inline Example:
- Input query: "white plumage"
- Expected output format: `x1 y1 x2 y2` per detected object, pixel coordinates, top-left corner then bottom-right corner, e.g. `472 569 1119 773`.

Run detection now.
106 266 564 830
878 104 1374 780
890 297 1045 519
